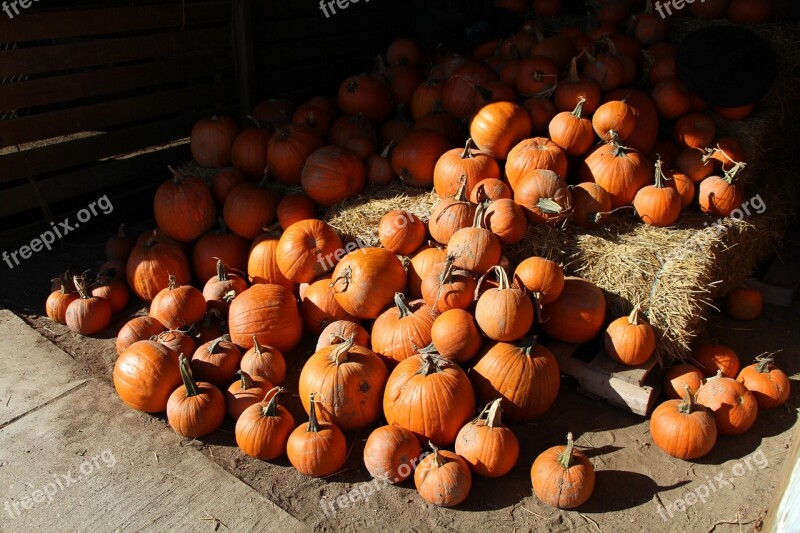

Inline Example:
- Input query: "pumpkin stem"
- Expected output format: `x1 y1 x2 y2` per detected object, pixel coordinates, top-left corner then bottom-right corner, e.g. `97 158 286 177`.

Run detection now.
237 369 254 390
566 56 580 83
307 392 322 433
252 335 262 357
472 202 487 229
557 432 576 469
485 398 504 428
379 139 395 159
144 230 159 249
678 384 698 414
167 274 178 291
116 223 126 238
461 138 476 159
52 272 71 295
393 293 414 318
167 165 183 183
417 352 443 376
209 337 225 354
429 442 443 468
628 304 641 325
537 197 566 215
754 353 777 373
73 275 91 299
454 175 469 203
223 290 237 303
330 334 356 365
329 266 352 294
178 354 200 397
514 335 538 357
215 259 228 281
245 115 263 129
262 386 284 416
474 265 510 301
653 157 669 189
571 96 587 119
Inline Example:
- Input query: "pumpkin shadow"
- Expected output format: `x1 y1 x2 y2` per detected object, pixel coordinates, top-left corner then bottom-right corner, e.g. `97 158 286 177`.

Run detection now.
576 471 689 513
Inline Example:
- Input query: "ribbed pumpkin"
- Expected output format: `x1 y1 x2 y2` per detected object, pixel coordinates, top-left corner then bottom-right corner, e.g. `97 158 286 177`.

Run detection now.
674 112 716 149
514 169 572 225
384 352 476 446
225 370 273 420
505 137 568 190
363 424 422 483
603 89 660 157
633 159 682 227
190 114 239 168
549 97 595 157
421 254 476 313
513 257 564 304
433 138 502 199
665 169 696 210
675 148 715 183
287 393 348 477
365 143 396 185
298 336 388 431
446 205 501 274
235 388 295 460
430 309 483 363
378 210 426 256
240 335 286 386
113 340 182 413
222 176 280 240
154 328 197 357
65 276 112 335
698 163 746 217
650 385 717 460
429 179 476 245
227 284 303 353
127 231 191 302
390 129 451 188
692 343 740 378
471 337 560 420
470 101 532 160
116 315 166 355
46 273 78 324
191 335 243 389
585 133 652 208
275 219 343 284
531 432 595 509
276 193 317 230
554 57 601 114
540 277 605 343
153 167 217 243
696 372 758 436
737 355 790 409
149 275 207 330
267 124 324 186
371 293 436 366
90 275 129 313
301 145 365 206
442 61 497 120
192 219 250 283
330 248 407 319
316 320 371 351
167 355 226 438
415 444 472 507
231 117 273 178
292 103 331 137
571 182 613 229
469 178 512 203
475 266 533 342
592 100 635 142
301 275 356 336
329 112 376 147
247 228 296 293
337 73 393 123
664 364 705 400
202 260 248 316
411 76 443 121
484 199 527 246
603 305 656 366
455 399 519 478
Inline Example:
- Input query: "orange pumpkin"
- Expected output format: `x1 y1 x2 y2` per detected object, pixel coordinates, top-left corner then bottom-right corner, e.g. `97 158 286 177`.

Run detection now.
675 148 715 183
592 100 635 142
191 335 243 389
330 248 407 319
540 277 605 343
192 220 250 283
202 260 248 316
604 305 656 366
699 165 746 217
505 137 568 190
571 182 613 229
116 315 166 355
363 424 422 483
470 101 532 160
227 284 303 353
276 219 344 284
585 133 652 208
301 275 356 336
247 228 297 293
166 355 226 438
90 275 130 313
696 372 758 436
286 392 348 477
421 255 476 313
149 275 207 330
316 320 370 352
240 335 286 386
737 355 790 409
554 57 601 114
154 328 197 357
371 293 436 366
126 231 191 302
414 444 472 507
549 97 595 157
231 118 273 178
663 364 704 400
446 205 501 274
475 266 533 342
433 138 502 199
514 169 572 225
633 159 682 227
406 245 448 299
692 343 740 378
276 193 317 230
190 115 239 168
338 73 393 124
483 198 527 246
235 387 295 460
225 370 273 420
430 309 483 363
428 179 476 245
391 129 451 188
222 178 280 240
650 386 717 460
65 276 112 335
674 113 716 149
513 257 564 304
455 399 519 478
725 286 763 321
378 210 426 256
46 273 78 324
267 124 324 186
113 340 182 413
301 145 365 206
531 432 595 509
469 178 512 204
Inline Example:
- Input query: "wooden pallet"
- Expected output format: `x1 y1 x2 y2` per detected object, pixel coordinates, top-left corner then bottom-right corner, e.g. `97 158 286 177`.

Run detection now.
544 339 662 417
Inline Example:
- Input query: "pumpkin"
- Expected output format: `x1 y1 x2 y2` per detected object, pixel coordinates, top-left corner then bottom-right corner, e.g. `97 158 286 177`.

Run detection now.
505 137 567 190
633 158 682 227
554 57 601 114
696 372 758 436
167 354 226 438
634 0 668 45
665 169 696 210
430 309 483 363
674 148 715 184
549 97 595 157
192 219 250 283
364 424 422 483
648 55 677 86
411 76 443 121
225 370 273 420
202 260 248 316
652 79 691 120
316 321 370 352
91 275 130 313
384 352 476 446
531 432 595 509
593 101 635 144
377 60 423 108
483 198 527 246
65 276 112 335
371 293 436 366
190 115 239 168
301 275 356 336
379 105 414 146
455 398 519 478
46 273 78 324
154 328 197 356
276 219 344 284
571 182 613 229
267 124 324 186
446 205 502 274
407 245 448 299
664 364 704 400
442 61 497 120
390 129 450 189
378 210 426 256
585 133 652 208
222 177 280 240
240 335 286 385
301 145 365 206
227 283 303 353
286 393 348 477
153 166 216 242
194 309 227 345
474 266 533 342
470 101 532 160
306 95 337 119
421 255 476 313
699 163 746 217
709 137 746 172
725 287 763 321
105 223 135 261
515 56 558 96
113 340 182 412
582 50 625 92
603 90 659 156
522 96 557 136
603 305 656 366
277 193 317 230
252 98 294 127
414 443 472 507
330 248 407 319
415 105 461 146
247 228 296 293
540 277 606 343
235 387 295 460
429 179 476 245
292 104 331 137
713 103 755 121
329 112 376 149
513 257 564 304
650 385 717 460
338 74 393 124
366 143 396 185
674 113 716 150
469 178 512 204
231 117 273 178
149 275 206 329
514 169 573 225
116 315 166 355
191 335 243 389
737 355 790 409
433 139 501 199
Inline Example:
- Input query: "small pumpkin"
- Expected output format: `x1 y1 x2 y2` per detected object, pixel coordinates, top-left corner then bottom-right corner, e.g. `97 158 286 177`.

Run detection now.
240 335 286 385
475 266 534 342
514 169 573 225
604 305 656 366
433 138 501 199
286 393 348 477
337 73 393 124
513 257 564 304
469 178 512 204
407 245 448 299
225 370 273 420
692 343 740 378
363 424 422 484
585 133 652 208
372 293 436 366
737 355 790 409
470 101 532 160
650 385 717 460
663 364 704 400
231 117 273 178
674 112 716 150
391 129 451 188
116 315 166 355
276 219 344 284
696 371 758 436
191 335 243 389
378 210 426 256
414 443 472 507
570 182 613 229
484 199 527 246
247 227 297 293
202 260 248 316
154 328 197 357
540 277 606 344
276 193 317 230
522 96 557 136
430 309 483 363
365 142 396 185
725 286 763 321
531 432 595 509
46 273 78 324
446 204 501 275
113 340 181 413
505 137 568 190
105 223 136 261
167 354 226 438
235 387 295 460
675 148 715 183
633 158 682 227
126 231 191 302
65 276 112 335
193 219 250 283
190 115 239 168
421 255 477 313
301 275 356 337
665 169 696 210
428 178 476 245
554 57 601 114
592 100 636 142
455 399 519 478
227 284 303 353
149 275 207 330
549 97 595 157
267 124 324 186
91 275 130 313
330 248 407 319
316 321 370 352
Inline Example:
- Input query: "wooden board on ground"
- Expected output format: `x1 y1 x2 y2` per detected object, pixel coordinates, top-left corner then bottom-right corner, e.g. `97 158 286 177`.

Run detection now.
545 340 661 417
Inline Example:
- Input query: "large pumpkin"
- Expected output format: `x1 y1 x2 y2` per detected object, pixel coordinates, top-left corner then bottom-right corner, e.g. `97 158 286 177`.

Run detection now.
126 231 191 302
301 145 365 206
113 340 182 413
540 277 605 343
505 137 568 190
391 129 451 188
222 177 281 240
276 219 344 284
433 138 501 198
371 293 436 366
247 228 297 293
154 166 216 242
227 284 303 353
330 248 407 319
470 101 532 160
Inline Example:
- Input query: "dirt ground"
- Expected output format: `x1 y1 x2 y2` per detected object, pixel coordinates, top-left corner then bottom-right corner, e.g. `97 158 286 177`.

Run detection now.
1 216 797 533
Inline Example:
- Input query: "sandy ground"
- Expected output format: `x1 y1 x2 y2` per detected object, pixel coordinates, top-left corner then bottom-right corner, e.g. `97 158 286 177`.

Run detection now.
1 218 797 533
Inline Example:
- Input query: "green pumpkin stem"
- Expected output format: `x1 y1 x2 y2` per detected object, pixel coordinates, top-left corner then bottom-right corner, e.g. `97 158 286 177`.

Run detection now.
209 337 225 354
474 265 510 301
394 293 413 318
331 335 356 365
262 387 284 417
178 354 200 397
557 432 576 469
678 384 698 414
